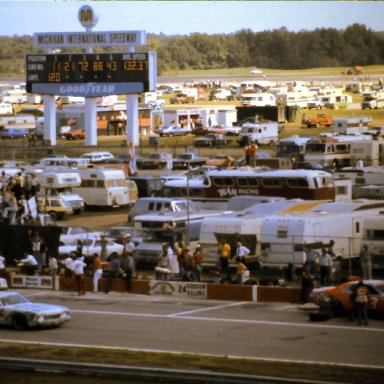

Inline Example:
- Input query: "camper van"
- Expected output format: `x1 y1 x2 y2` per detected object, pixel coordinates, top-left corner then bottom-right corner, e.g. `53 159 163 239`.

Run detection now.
74 168 138 207
239 93 276 107
238 122 279 145
361 91 384 109
260 200 384 268
37 172 85 219
321 94 352 109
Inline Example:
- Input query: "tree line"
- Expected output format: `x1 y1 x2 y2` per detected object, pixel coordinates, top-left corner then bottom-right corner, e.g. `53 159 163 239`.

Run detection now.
0 24 383 77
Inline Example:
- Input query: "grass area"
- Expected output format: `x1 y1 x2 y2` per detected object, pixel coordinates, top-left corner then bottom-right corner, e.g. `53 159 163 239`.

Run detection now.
0 342 381 384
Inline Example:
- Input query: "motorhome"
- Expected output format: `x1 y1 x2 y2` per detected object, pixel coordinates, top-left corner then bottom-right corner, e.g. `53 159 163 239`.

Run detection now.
363 215 384 269
199 199 329 264
0 102 13 115
239 93 276 107
37 171 85 219
320 94 352 109
163 168 337 208
361 91 384 109
0 114 36 131
39 157 90 170
349 141 384 166
275 135 313 161
260 200 384 267
1 89 27 104
74 168 138 207
276 91 317 108
333 117 371 135
302 139 353 169
238 122 279 145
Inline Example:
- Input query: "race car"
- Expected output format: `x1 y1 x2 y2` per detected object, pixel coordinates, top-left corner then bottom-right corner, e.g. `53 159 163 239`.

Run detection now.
310 278 384 315
0 292 71 330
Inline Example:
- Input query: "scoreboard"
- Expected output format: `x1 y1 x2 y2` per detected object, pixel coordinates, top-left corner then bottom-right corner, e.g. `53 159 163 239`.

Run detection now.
26 52 156 97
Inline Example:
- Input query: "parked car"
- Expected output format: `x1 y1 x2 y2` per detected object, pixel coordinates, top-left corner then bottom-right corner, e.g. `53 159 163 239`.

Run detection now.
136 152 170 170
172 151 208 170
104 226 143 246
101 153 132 164
170 93 195 104
62 129 85 140
0 291 70 330
0 128 29 139
80 151 114 163
193 133 232 148
156 125 191 137
59 225 104 245
310 278 384 316
58 236 124 257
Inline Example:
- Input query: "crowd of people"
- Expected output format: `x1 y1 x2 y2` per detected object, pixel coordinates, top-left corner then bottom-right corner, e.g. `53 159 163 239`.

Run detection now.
0 170 39 225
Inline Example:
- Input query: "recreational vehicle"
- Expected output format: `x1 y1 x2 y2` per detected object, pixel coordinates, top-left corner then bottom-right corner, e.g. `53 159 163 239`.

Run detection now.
39 157 90 170
74 168 138 207
37 171 85 219
260 200 384 268
361 91 384 109
163 168 336 207
239 93 276 107
199 199 329 264
333 117 371 135
320 94 352 109
0 114 36 131
275 136 313 161
363 215 384 269
238 122 279 145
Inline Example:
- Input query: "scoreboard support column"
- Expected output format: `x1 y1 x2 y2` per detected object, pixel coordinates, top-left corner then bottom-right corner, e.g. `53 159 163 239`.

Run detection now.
126 95 139 146
44 95 57 146
85 98 98 146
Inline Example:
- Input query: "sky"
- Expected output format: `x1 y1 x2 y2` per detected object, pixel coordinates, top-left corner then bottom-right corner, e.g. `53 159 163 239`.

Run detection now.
0 1 383 37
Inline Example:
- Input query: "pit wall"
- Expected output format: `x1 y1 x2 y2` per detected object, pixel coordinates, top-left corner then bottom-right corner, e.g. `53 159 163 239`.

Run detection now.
9 275 301 303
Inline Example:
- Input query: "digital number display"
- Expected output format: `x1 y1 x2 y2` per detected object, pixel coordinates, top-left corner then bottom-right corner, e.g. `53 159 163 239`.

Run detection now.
26 53 151 95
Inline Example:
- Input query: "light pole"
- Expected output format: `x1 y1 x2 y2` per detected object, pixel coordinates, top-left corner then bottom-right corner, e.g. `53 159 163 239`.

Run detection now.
186 175 190 246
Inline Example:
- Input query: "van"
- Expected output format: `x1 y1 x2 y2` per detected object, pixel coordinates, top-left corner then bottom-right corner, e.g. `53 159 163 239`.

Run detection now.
238 122 279 145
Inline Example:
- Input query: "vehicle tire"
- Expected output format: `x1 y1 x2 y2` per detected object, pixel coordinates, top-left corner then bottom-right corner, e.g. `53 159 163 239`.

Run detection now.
11 314 29 330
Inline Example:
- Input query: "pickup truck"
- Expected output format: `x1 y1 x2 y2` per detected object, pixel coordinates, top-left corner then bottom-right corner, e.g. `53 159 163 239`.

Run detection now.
170 93 195 104
306 114 333 128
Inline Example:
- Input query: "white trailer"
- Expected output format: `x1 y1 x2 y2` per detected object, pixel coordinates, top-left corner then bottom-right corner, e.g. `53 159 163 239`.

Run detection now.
0 114 36 130
333 117 371 135
350 141 384 166
361 91 384 109
260 201 384 267
363 215 384 269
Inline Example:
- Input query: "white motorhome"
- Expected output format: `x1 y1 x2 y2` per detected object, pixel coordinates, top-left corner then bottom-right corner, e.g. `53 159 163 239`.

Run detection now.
0 102 13 115
37 171 85 219
238 122 279 145
321 94 352 109
276 91 317 108
363 215 384 269
0 114 36 130
333 117 371 135
361 91 384 109
349 141 384 166
260 200 384 267
275 135 313 160
1 89 27 104
239 93 276 107
199 199 329 264
74 168 138 207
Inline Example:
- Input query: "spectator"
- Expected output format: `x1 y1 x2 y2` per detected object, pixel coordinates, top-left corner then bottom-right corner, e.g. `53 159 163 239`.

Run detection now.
176 241 188 280
244 141 257 166
47 254 58 276
62 254 74 278
123 234 135 256
122 249 135 292
16 252 38 276
92 253 103 293
156 245 171 281
319 248 333 286
304 245 318 275
235 242 250 261
191 244 204 282
31 232 42 273
359 244 372 280
350 280 371 325
300 261 315 304
236 256 249 284
218 239 231 279
72 254 86 296
104 252 121 294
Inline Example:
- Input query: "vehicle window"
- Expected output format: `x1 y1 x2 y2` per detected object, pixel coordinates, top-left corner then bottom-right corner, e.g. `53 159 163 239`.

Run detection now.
261 178 282 187
237 177 259 187
286 178 309 188
1 294 29 305
97 180 105 188
212 177 234 187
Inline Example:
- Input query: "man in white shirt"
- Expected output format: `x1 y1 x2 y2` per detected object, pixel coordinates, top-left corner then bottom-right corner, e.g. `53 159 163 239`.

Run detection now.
72 255 86 296
319 248 333 286
17 253 38 275
235 242 250 260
